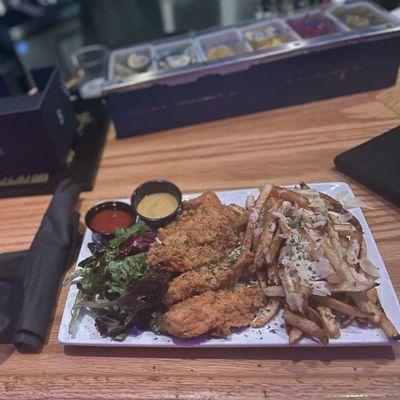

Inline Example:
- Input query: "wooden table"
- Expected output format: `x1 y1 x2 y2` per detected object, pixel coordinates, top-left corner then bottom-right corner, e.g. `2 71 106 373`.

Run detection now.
1 83 400 399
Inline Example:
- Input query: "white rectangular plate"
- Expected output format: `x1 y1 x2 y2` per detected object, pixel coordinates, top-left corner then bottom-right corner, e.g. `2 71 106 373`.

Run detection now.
59 182 400 347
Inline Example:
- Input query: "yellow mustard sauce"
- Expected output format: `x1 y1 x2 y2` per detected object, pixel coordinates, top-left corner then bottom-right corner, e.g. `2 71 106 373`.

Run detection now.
137 192 178 219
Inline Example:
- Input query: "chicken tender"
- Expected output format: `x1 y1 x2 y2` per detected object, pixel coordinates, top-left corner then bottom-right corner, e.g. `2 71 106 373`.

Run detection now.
164 249 254 306
146 191 244 273
163 283 264 339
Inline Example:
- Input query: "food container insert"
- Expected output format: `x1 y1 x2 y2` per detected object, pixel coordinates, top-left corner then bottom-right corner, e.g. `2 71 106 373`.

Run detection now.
109 45 154 82
198 29 252 61
286 11 345 38
154 39 203 70
241 19 301 51
329 2 392 30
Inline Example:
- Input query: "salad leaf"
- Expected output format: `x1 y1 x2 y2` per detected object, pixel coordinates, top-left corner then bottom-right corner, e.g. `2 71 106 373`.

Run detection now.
105 253 148 295
117 231 156 259
149 311 164 334
106 221 150 260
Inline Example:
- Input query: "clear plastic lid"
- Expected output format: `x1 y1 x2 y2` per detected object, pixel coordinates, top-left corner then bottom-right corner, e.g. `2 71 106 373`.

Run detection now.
198 29 252 61
110 45 154 81
241 19 300 51
329 2 391 30
286 12 344 39
154 40 203 71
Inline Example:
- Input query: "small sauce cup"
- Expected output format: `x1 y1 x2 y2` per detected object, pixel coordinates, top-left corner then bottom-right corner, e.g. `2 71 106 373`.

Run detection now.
85 201 137 243
131 180 182 228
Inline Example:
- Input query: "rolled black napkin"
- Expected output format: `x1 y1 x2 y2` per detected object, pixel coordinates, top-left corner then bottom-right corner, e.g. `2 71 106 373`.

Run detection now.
0 179 81 352
0 251 27 344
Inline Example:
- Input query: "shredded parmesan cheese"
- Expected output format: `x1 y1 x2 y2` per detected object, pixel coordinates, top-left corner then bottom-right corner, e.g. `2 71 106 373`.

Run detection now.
359 258 380 278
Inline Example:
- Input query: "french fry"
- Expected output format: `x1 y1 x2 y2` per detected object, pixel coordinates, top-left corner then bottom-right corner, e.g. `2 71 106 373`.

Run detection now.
317 306 340 339
306 307 324 327
253 207 267 250
244 184 273 250
289 327 303 344
351 292 382 324
328 280 377 293
334 224 358 237
341 315 355 328
277 218 290 235
352 230 364 257
271 186 310 209
266 230 283 266
312 295 369 319
367 287 379 304
339 236 349 250
326 273 343 285
283 310 329 345
322 240 354 282
320 192 346 214
319 192 363 232
257 270 282 295
254 212 278 270
379 314 400 340
299 182 312 190
259 283 285 298
251 298 281 328
360 237 368 259
245 195 255 210
279 267 308 314
327 223 346 257
355 317 369 328
267 261 280 286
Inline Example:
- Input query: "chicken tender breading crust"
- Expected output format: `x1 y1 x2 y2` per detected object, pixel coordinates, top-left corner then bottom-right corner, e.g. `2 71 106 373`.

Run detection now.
146 191 244 273
163 283 264 339
164 249 254 306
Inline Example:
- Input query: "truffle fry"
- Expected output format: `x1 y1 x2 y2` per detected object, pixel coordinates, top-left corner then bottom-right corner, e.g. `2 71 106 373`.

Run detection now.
271 186 310 208
341 315 355 328
258 273 285 297
251 298 281 328
245 195 256 210
283 310 329 345
321 240 354 282
244 184 273 250
254 212 277 270
267 261 280 286
312 295 369 319
289 327 303 344
379 314 400 340
306 307 324 327
328 280 377 293
317 306 340 339
367 287 379 304
351 292 382 324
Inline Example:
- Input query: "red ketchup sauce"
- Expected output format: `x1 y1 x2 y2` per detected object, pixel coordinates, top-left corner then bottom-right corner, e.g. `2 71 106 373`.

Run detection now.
90 209 133 233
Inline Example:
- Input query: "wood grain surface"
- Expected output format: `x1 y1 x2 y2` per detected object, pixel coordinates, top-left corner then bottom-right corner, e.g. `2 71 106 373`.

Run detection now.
1 85 400 400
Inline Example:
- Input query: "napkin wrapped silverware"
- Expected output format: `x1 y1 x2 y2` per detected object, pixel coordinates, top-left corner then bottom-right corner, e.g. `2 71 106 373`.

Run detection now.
0 179 81 352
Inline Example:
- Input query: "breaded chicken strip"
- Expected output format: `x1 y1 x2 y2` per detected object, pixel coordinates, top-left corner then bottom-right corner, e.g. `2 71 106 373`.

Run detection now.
164 249 254 306
146 191 244 273
163 283 264 338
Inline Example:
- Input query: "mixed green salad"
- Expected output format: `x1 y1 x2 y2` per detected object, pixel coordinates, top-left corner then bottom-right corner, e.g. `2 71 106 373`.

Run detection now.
66 221 169 340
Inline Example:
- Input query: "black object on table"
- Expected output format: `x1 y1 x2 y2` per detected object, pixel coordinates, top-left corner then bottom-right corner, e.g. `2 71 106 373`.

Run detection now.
0 95 108 199
0 179 81 352
335 125 400 208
